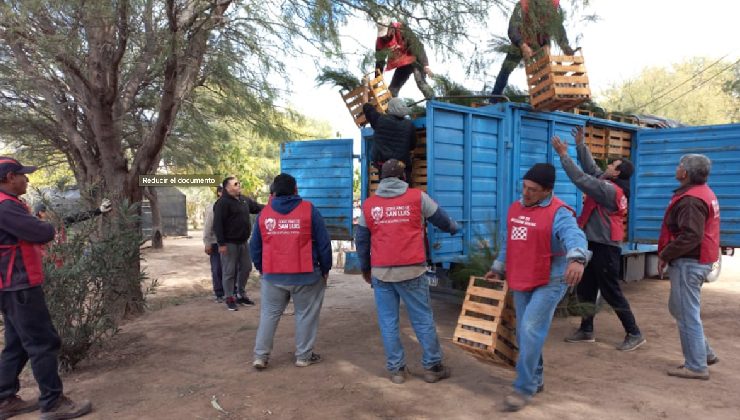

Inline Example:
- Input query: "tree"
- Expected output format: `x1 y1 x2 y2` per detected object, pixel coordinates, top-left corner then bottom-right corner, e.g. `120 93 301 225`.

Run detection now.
600 57 739 126
0 0 507 316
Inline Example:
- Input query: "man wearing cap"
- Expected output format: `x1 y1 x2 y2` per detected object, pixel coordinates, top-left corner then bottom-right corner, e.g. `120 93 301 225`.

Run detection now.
0 157 92 419
355 159 458 385
374 18 434 99
250 173 332 369
658 154 720 380
203 186 225 302
361 88 416 182
552 129 646 352
485 163 590 412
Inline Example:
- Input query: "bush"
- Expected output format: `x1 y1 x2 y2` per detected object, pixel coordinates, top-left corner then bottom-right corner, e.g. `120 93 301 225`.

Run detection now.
42 201 151 370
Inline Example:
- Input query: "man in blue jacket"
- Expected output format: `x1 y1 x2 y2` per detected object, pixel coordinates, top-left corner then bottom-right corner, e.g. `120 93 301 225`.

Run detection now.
249 174 332 369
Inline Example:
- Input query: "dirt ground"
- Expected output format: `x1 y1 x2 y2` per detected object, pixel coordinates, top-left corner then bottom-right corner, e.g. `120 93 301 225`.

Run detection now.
13 232 740 419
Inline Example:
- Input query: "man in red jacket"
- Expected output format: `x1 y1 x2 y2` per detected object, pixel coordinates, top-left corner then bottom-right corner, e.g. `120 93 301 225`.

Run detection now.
0 157 91 419
375 18 434 99
658 154 720 380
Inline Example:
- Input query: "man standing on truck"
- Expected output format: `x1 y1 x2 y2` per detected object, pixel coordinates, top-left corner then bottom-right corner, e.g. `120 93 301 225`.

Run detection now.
485 163 590 412
552 128 646 352
355 159 458 385
490 0 575 98
374 17 434 99
658 154 720 380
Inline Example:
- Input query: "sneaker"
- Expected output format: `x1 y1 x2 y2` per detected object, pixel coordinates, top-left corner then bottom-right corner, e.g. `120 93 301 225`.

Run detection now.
502 392 531 412
616 333 646 352
390 367 408 384
226 297 238 311
237 296 255 306
564 329 595 343
40 395 92 420
537 384 544 394
707 355 720 366
253 359 268 370
422 363 451 383
215 296 224 303
0 395 39 419
295 353 322 367
667 366 709 380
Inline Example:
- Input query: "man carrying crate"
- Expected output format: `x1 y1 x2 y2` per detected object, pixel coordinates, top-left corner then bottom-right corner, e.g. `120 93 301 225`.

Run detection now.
490 0 574 97
552 128 646 351
355 159 458 385
485 163 590 412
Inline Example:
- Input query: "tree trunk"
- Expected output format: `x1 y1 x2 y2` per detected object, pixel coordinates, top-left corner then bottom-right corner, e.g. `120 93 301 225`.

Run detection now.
144 187 164 249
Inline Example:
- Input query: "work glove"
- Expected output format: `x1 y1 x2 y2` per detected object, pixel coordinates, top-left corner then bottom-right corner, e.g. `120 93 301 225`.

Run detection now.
99 198 112 213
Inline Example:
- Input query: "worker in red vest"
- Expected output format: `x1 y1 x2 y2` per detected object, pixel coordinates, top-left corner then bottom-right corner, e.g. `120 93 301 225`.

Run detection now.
658 154 720 380
485 163 589 412
490 0 574 97
0 157 91 419
553 128 646 352
355 159 458 385
249 173 332 370
375 17 434 99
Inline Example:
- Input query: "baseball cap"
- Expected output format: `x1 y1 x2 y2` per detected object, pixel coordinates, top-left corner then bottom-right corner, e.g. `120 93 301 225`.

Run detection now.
380 159 406 179
0 157 37 179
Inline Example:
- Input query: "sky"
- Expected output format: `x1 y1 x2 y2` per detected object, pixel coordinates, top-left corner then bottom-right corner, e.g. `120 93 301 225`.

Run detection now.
280 0 740 145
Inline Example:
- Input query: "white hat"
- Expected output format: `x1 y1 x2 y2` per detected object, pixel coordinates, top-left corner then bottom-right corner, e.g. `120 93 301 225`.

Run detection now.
376 17 392 37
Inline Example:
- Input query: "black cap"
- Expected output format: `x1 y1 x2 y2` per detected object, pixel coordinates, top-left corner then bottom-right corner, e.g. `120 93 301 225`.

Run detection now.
380 159 406 179
523 163 556 190
0 157 37 179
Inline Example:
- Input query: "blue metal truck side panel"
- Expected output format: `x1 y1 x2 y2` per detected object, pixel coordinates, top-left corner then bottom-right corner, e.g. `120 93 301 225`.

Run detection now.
280 139 354 240
630 124 740 246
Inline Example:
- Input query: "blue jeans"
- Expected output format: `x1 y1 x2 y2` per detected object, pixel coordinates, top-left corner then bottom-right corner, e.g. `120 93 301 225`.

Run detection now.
372 276 442 371
512 276 568 396
209 243 224 298
668 258 715 372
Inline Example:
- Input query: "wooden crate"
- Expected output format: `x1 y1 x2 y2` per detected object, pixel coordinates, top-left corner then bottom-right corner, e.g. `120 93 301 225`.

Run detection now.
525 47 591 112
341 72 391 128
584 125 607 159
368 166 380 196
607 128 632 158
607 113 637 125
453 276 518 368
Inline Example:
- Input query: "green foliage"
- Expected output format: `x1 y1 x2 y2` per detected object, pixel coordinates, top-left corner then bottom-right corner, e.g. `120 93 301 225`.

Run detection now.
449 222 499 290
315 68 362 91
432 74 476 106
43 201 153 371
601 57 739 125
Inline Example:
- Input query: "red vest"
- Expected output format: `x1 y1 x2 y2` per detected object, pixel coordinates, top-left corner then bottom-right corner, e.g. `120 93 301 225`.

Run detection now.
363 188 426 267
577 181 628 241
521 0 560 14
0 192 45 288
376 22 417 71
505 196 573 292
260 201 314 274
658 184 720 264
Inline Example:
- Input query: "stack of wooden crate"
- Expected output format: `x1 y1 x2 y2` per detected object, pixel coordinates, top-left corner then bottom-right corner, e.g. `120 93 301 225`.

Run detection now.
411 129 427 191
341 71 393 128
525 47 591 112
453 276 518 368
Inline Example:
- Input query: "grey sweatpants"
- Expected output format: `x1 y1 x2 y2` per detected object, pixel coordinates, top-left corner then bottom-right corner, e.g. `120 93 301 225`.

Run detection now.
220 242 251 298
254 278 327 361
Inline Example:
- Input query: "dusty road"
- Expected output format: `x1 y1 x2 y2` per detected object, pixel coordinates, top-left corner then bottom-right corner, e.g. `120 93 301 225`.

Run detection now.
13 232 740 419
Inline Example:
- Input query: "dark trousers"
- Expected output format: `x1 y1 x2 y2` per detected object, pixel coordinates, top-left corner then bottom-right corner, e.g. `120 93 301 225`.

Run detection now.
0 287 63 410
491 49 522 96
209 243 224 298
388 63 434 99
578 242 641 336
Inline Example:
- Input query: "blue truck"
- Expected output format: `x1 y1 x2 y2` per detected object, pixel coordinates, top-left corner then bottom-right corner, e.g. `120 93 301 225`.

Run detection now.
280 101 740 291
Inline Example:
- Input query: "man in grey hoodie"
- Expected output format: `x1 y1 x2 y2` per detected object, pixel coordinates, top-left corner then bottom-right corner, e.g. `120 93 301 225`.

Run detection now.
355 159 458 384
552 128 645 352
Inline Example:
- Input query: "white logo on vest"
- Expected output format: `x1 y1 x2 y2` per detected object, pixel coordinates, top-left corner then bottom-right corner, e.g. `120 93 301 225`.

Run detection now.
371 206 383 222
511 226 528 240
265 218 276 232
